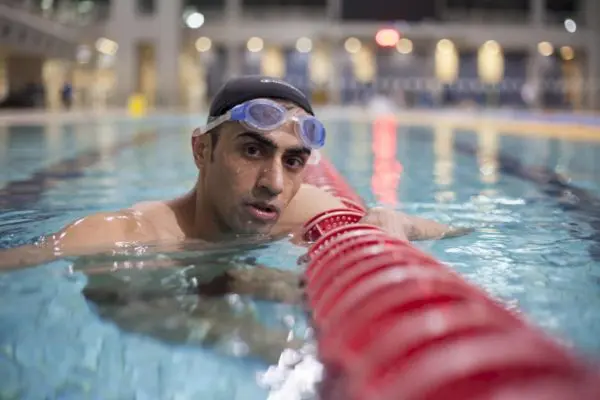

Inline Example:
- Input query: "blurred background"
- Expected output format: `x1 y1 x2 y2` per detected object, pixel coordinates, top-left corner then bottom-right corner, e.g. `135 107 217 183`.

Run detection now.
0 0 596 112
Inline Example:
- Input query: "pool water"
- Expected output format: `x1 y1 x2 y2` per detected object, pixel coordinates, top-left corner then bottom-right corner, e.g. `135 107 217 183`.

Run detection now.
1 112 600 399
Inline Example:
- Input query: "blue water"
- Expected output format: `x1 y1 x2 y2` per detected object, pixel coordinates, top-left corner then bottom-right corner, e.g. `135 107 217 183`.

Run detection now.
1 112 600 399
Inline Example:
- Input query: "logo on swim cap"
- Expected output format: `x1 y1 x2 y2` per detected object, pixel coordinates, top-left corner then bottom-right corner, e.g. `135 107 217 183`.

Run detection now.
260 78 307 99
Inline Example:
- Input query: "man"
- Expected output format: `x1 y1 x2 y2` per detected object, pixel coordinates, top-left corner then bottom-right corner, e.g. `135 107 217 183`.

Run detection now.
0 75 469 362
1 75 465 271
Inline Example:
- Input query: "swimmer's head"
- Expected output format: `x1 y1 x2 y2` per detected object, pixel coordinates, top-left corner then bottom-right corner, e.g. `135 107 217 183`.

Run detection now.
192 76 320 236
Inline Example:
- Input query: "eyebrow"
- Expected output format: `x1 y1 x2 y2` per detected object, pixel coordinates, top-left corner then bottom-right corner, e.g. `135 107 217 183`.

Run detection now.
236 131 311 156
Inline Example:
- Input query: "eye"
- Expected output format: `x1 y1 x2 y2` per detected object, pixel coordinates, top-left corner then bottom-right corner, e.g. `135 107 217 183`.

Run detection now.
242 143 263 158
284 156 306 170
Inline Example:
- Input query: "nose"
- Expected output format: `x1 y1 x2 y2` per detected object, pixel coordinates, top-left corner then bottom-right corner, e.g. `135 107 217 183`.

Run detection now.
255 159 284 199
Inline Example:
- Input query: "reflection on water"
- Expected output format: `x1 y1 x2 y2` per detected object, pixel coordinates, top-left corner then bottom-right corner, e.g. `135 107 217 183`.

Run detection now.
433 123 455 203
477 125 499 185
371 117 402 206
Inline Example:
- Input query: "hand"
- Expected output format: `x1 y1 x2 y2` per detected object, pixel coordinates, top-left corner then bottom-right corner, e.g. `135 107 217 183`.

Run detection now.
361 207 473 241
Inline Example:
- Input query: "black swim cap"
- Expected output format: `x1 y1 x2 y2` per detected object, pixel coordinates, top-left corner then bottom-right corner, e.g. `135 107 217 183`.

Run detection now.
208 75 314 119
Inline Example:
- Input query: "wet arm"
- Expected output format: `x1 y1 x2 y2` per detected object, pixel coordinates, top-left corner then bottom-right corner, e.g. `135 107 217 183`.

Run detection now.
287 184 472 242
404 214 474 241
0 210 156 271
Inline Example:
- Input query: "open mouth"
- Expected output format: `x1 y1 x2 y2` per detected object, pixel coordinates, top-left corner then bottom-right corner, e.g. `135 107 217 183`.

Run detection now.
246 202 280 222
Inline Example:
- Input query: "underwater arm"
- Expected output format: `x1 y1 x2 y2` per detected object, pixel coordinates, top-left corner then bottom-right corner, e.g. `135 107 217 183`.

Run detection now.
83 265 305 364
84 289 304 364
195 265 303 304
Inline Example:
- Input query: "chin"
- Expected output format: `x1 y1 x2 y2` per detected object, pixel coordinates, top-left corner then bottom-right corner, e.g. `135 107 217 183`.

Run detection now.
240 222 275 236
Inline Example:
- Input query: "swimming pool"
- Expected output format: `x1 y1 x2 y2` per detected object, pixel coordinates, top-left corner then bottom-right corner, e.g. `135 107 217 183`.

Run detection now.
1 110 599 399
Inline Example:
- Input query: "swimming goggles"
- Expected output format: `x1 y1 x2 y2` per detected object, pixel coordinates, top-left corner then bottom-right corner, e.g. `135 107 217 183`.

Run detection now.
194 98 326 149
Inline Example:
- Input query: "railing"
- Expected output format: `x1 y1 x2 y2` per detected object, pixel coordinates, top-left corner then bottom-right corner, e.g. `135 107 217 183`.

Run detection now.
441 9 530 25
67 76 586 112
240 5 327 20
0 0 109 27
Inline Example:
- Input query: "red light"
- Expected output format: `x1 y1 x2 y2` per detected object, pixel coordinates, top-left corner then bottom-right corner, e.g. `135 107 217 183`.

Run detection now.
375 29 400 47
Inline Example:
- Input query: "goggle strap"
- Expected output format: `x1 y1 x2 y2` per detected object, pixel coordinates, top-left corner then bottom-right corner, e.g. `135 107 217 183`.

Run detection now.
194 112 232 136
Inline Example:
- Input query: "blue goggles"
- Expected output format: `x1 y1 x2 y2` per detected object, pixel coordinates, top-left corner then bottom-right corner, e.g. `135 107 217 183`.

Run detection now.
195 98 326 149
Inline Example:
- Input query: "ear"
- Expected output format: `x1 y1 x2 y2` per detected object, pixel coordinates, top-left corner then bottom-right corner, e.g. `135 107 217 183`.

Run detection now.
191 129 211 169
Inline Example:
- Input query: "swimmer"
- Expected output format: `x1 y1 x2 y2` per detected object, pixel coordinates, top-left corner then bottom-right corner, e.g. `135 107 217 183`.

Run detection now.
0 76 471 362
0 75 470 271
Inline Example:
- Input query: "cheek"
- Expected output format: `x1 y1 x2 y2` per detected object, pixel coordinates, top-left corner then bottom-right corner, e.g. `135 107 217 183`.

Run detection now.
220 157 257 192
283 177 303 204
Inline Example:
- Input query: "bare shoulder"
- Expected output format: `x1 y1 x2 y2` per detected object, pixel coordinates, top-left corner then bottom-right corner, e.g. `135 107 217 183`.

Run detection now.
52 208 158 252
0 204 171 271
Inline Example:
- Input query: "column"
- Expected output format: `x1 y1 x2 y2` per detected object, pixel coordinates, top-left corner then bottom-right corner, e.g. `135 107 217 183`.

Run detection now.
588 48 600 110
226 44 242 80
326 0 342 19
156 0 182 107
43 59 73 110
326 0 342 103
584 0 600 109
525 46 543 109
530 0 546 26
107 0 136 106
225 0 242 79
328 47 343 104
583 0 598 27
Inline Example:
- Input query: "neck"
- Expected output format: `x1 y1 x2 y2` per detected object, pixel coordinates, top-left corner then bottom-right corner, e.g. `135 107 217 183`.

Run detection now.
186 183 232 242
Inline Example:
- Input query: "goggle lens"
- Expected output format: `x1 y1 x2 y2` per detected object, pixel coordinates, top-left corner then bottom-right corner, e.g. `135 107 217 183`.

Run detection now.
298 117 325 149
247 102 283 128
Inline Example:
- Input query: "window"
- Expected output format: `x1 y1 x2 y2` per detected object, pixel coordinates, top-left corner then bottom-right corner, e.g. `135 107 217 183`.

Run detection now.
546 0 579 13
185 0 225 8
136 0 155 15
445 0 529 11
243 0 326 7
342 0 437 21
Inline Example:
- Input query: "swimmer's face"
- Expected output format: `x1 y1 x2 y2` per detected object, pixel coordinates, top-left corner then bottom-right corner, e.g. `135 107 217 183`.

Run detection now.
195 100 312 236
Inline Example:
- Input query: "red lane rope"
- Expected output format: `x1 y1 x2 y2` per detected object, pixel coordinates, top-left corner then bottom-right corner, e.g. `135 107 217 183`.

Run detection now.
301 154 600 400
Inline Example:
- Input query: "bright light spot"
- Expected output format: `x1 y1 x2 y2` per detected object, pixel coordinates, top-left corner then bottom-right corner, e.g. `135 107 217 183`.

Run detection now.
564 18 577 33
483 40 501 54
95 37 118 55
186 12 205 29
538 41 554 57
195 37 211 52
437 39 454 53
296 37 312 53
396 38 413 54
344 37 361 54
247 37 264 53
560 46 575 61
375 29 400 47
